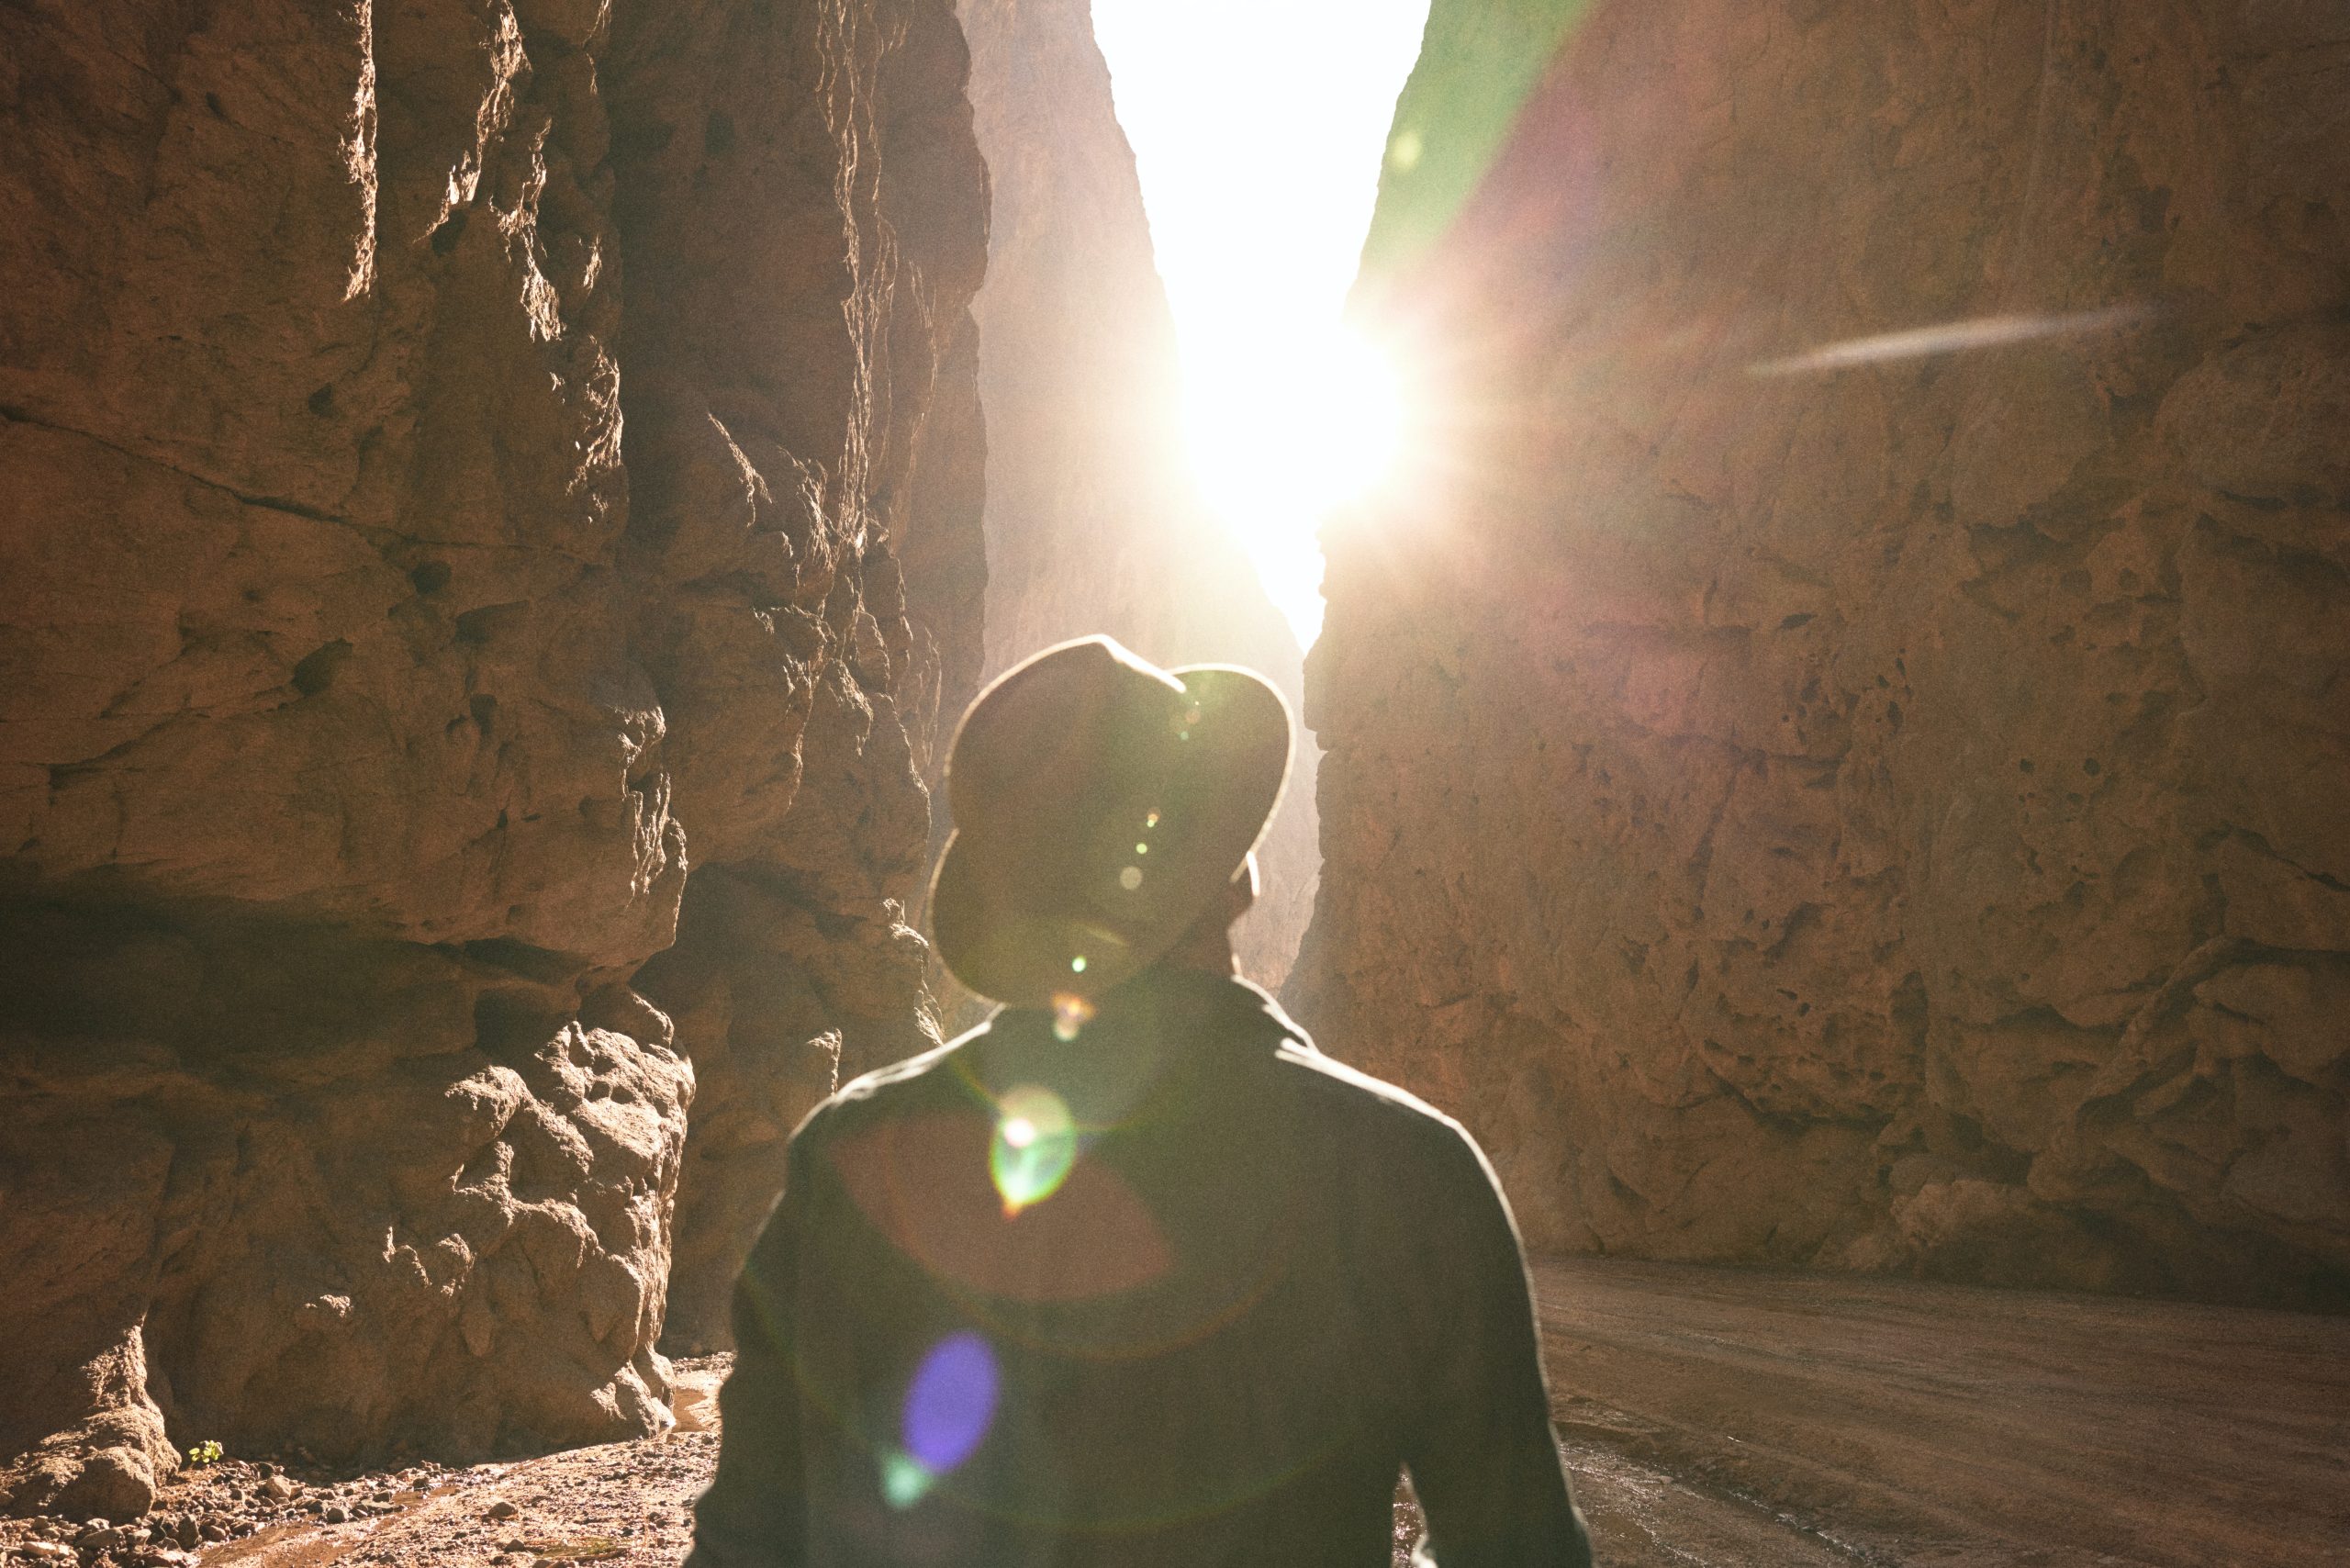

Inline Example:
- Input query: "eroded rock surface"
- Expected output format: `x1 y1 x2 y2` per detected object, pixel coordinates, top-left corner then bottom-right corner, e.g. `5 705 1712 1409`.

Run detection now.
1296 0 2350 1305
3 0 983 1511
956 0 1318 989
3 911 688 1518
604 0 987 1354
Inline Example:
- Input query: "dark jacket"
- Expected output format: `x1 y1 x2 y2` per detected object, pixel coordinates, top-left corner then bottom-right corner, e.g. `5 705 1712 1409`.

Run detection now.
687 969 1593 1567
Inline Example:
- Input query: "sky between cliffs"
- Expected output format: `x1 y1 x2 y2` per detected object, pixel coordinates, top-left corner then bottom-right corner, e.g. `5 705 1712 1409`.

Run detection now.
1093 0 1432 651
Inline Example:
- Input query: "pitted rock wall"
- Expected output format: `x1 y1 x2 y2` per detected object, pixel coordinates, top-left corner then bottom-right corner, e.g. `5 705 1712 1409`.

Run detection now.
955 0 1318 990
1296 0 2350 1305
2 0 984 1514
604 0 988 1354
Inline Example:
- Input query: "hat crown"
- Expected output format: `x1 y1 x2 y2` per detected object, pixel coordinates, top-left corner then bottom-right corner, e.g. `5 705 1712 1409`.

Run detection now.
931 637 1291 1007
946 637 1182 829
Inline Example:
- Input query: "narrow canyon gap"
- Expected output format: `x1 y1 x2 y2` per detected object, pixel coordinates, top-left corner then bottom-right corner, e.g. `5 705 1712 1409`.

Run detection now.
953 0 1321 991
1292 0 2350 1306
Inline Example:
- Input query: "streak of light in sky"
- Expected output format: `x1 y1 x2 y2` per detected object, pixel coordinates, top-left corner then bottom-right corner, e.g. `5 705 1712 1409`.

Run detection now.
1093 0 1433 651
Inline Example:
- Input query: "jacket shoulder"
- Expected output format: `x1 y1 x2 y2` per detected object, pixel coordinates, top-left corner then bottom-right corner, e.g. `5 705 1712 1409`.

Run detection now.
1272 1037 1450 1123
1268 1035 1494 1180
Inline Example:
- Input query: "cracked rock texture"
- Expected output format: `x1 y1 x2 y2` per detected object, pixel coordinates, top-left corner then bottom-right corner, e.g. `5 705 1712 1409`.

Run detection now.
609 0 987 1354
956 0 1318 990
2 0 982 1515
1296 0 2350 1305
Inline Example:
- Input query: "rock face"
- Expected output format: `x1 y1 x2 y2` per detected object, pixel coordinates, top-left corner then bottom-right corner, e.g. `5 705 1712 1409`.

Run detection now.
607 0 988 1353
2 0 983 1515
955 0 1318 989
1296 0 2350 1305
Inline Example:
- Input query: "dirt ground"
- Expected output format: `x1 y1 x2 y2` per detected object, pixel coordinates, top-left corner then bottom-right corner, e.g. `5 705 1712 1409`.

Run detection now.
1529 1258 2350 1566
7 1262 2344 1567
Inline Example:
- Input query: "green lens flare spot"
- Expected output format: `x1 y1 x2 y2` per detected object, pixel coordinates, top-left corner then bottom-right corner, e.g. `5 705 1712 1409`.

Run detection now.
880 1450 934 1509
991 1085 1077 1215
1069 955 1087 973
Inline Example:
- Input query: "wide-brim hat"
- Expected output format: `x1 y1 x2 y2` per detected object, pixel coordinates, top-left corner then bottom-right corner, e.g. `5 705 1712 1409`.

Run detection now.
929 636 1292 1008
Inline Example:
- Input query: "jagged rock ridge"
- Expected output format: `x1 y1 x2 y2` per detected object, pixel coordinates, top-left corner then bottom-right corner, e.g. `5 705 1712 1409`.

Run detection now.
2 0 983 1516
1296 0 2350 1305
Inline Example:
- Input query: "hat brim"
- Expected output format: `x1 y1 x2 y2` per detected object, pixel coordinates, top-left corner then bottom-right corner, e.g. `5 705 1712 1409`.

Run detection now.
930 663 1292 1009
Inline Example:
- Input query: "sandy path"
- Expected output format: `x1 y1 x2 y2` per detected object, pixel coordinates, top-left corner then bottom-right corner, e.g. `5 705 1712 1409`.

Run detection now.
191 1439 717 1568
1533 1258 2350 1566
37 1260 2341 1568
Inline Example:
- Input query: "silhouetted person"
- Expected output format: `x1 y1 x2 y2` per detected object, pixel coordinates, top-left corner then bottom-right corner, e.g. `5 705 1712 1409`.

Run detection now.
688 636 1592 1566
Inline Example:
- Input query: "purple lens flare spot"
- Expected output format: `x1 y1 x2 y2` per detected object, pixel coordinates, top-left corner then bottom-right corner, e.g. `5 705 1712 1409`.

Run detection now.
901 1330 1000 1474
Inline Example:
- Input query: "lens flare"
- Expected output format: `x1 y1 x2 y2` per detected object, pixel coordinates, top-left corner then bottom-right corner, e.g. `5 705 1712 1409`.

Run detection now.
880 1450 931 1508
1746 305 2143 376
905 1332 1000 1470
1051 992 1096 1042
880 1330 1002 1509
990 1085 1078 1214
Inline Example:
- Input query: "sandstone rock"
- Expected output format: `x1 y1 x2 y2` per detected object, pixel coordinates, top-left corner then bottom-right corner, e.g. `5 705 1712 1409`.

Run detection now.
1296 0 2350 1306
5 0 984 1513
954 0 1320 991
1 908 692 1503
666 1372 722 1435
604 0 989 1352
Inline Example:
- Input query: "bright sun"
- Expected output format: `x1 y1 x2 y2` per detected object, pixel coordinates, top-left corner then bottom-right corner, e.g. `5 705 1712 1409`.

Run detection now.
1181 326 1407 647
1093 0 1432 653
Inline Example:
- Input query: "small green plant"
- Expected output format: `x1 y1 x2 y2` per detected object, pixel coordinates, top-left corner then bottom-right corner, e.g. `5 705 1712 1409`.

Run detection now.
185 1439 225 1467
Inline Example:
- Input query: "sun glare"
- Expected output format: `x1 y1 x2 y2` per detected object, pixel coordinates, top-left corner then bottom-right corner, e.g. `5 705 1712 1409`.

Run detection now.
1182 326 1408 645
1094 0 1432 651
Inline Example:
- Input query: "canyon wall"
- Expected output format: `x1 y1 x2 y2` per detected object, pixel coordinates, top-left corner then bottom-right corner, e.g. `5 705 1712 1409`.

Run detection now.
1 0 983 1515
955 0 1317 989
1296 0 2350 1305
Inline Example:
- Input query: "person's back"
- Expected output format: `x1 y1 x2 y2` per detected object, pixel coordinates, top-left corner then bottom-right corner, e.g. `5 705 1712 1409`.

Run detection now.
690 968 1590 1565
687 637 1591 1565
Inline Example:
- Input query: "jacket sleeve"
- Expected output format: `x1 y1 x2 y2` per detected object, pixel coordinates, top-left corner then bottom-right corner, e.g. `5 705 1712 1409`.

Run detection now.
1402 1126 1594 1568
685 1124 819 1568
